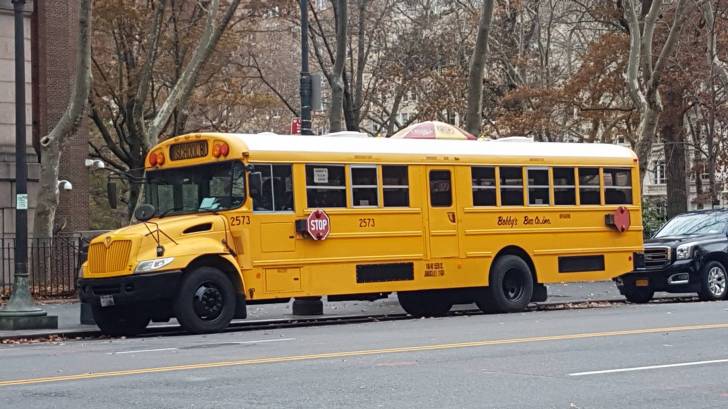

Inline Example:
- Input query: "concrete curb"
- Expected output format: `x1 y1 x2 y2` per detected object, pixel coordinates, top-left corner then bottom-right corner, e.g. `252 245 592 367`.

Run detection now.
0 296 633 342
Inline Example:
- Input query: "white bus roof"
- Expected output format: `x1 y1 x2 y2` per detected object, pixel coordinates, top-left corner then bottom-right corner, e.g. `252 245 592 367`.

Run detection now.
212 133 638 162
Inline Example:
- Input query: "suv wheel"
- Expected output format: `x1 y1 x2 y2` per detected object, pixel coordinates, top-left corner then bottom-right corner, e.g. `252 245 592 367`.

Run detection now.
622 286 654 304
698 261 727 301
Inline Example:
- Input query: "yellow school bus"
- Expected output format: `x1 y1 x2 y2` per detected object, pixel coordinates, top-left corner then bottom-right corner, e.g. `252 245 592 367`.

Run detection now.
79 132 643 335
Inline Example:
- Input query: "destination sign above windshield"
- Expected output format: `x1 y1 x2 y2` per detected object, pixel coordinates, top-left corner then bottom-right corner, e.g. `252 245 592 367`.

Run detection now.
170 141 208 161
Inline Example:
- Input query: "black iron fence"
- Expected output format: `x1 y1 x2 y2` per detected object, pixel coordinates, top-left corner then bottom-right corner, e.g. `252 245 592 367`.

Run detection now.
1 235 89 299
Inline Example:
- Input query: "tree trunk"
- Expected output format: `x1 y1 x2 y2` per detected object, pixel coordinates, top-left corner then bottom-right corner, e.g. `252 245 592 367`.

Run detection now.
342 70 358 131
127 166 145 219
385 87 405 137
465 0 495 136
634 105 659 190
328 0 348 133
352 0 367 128
33 0 92 240
661 85 687 218
34 139 62 239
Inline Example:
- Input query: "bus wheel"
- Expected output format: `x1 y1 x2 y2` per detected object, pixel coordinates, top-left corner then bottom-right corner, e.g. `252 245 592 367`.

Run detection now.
174 266 236 334
397 291 452 317
698 261 727 301
477 255 533 313
92 305 150 337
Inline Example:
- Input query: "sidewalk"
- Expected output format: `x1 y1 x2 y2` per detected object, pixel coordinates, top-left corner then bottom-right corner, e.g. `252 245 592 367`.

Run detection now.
0 281 671 340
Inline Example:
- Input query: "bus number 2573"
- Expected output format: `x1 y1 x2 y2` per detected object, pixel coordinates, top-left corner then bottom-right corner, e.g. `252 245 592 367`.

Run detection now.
230 216 251 226
359 218 375 228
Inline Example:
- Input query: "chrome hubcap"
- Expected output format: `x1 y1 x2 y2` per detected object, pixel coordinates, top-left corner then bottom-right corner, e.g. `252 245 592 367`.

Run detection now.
708 266 726 296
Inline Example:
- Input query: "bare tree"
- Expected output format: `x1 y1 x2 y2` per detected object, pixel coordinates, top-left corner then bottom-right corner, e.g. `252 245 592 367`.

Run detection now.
703 1 728 87
328 0 348 132
90 0 241 215
465 0 495 136
623 0 689 182
145 0 241 147
33 0 92 239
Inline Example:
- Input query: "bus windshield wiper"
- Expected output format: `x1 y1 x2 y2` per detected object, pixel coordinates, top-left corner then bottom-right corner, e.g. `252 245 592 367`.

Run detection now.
158 207 182 218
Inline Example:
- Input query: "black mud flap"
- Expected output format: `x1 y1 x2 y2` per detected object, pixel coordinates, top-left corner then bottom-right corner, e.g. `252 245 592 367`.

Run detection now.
531 284 548 302
235 294 247 319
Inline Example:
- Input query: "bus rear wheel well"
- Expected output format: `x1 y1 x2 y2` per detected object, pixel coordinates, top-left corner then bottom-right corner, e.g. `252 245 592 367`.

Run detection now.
491 246 538 285
186 255 244 295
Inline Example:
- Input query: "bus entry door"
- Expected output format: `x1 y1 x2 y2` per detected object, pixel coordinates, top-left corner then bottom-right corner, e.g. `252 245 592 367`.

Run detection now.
426 167 459 258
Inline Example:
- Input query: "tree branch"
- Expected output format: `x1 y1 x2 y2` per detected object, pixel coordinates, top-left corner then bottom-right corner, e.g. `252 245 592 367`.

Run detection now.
145 0 241 146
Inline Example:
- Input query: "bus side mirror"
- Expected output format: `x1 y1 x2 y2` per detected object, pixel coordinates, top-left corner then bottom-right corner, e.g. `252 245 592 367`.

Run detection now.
134 204 155 222
107 181 118 209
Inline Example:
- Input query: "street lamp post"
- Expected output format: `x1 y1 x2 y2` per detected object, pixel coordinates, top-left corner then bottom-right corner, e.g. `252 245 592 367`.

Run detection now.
299 0 313 136
292 0 323 315
0 0 57 330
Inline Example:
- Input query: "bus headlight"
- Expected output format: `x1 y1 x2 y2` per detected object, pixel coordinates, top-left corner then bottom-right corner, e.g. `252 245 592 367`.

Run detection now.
134 257 174 273
675 244 693 260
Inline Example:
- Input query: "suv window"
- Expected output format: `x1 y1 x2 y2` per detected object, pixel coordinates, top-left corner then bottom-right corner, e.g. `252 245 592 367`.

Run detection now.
654 212 728 237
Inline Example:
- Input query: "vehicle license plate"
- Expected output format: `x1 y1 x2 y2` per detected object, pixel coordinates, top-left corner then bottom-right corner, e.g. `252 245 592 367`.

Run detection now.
100 295 115 307
635 279 649 287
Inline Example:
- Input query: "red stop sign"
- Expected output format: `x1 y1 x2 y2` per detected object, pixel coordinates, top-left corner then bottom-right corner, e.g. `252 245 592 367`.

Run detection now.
307 209 330 240
613 206 631 232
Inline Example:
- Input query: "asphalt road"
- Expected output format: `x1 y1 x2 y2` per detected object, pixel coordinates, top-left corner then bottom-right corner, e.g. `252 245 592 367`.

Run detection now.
1 299 727 408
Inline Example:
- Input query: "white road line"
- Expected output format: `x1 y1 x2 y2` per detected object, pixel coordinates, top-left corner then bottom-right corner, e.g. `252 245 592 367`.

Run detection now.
569 358 728 377
233 338 295 345
111 348 178 355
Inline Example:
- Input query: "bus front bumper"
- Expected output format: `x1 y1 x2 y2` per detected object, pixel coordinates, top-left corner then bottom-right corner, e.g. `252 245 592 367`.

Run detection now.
78 270 183 307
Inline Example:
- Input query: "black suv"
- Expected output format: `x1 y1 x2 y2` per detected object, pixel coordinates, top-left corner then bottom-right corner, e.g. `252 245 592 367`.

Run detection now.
615 209 728 303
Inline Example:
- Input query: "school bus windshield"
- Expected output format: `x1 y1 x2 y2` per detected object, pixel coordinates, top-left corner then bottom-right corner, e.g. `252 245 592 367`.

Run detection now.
144 160 245 216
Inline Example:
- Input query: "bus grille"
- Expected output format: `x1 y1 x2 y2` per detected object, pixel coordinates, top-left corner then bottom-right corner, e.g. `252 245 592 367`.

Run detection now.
643 246 671 270
88 240 132 274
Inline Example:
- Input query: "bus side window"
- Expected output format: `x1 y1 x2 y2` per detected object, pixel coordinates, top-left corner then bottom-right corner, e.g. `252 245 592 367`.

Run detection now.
471 166 496 206
429 170 452 207
604 168 632 205
527 168 550 205
252 164 294 212
553 168 576 205
252 165 273 211
578 167 600 205
273 165 294 211
306 164 346 208
351 166 378 207
500 167 524 206
382 165 409 207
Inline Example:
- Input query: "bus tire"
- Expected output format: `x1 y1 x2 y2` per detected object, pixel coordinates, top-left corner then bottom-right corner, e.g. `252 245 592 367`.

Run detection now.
174 266 236 334
623 286 654 304
397 290 452 317
92 305 150 337
477 255 533 313
698 260 727 301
